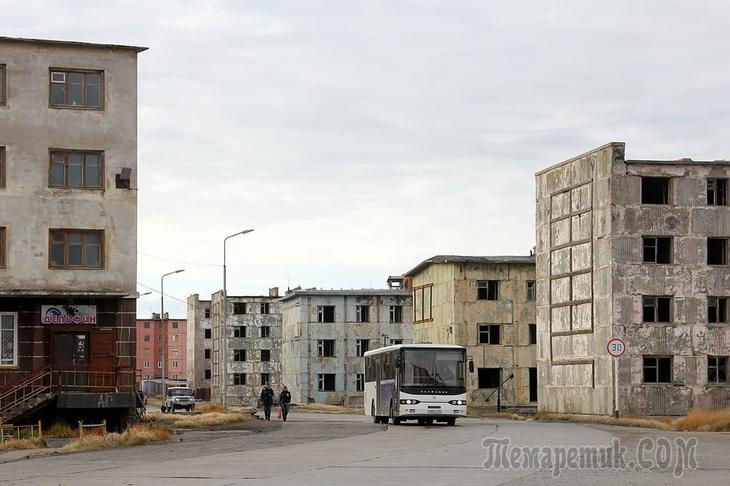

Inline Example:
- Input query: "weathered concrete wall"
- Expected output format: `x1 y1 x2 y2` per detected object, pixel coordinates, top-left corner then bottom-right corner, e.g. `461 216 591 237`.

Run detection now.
0 39 138 294
409 260 537 407
187 294 212 393
210 291 282 406
537 142 730 416
536 143 618 415
281 290 413 405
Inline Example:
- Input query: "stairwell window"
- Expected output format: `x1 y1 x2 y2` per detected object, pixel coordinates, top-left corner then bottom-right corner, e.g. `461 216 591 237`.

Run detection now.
49 229 103 268
0 227 5 268
0 147 5 188
50 69 103 109
49 150 103 188
0 313 18 366
0 64 5 105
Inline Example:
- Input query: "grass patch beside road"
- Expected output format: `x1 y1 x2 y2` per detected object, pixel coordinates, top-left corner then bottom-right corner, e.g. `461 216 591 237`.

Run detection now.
61 424 170 453
293 403 363 414
0 437 45 452
535 408 730 432
675 409 730 432
146 408 255 429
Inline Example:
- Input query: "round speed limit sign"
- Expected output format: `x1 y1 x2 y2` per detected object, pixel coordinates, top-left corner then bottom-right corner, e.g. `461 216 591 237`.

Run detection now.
607 338 626 357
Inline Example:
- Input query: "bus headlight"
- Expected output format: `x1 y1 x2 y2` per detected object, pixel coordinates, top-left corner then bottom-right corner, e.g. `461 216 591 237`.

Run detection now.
448 400 466 406
400 399 420 405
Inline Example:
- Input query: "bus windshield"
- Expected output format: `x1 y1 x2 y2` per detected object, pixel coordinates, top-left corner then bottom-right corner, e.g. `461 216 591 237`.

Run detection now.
402 349 465 387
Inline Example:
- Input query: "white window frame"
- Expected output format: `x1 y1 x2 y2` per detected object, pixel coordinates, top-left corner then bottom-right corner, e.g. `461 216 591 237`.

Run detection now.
0 312 18 367
143 361 150 369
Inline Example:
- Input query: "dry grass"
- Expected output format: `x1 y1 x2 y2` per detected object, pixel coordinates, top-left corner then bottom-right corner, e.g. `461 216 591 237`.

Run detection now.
145 409 254 429
0 437 45 452
471 411 527 421
195 402 226 414
61 424 170 453
675 409 730 432
293 403 363 414
534 411 673 430
45 424 78 438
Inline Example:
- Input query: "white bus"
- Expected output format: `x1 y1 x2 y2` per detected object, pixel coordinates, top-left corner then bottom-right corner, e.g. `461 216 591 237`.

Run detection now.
364 344 469 426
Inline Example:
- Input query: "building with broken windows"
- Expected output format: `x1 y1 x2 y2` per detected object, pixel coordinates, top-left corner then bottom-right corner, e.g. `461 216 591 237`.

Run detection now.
280 288 413 405
186 294 212 399
0 37 145 430
205 288 282 406
402 256 537 410
536 142 730 416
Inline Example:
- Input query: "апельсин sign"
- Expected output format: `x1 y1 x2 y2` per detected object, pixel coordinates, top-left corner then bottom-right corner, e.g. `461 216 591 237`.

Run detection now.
41 305 97 325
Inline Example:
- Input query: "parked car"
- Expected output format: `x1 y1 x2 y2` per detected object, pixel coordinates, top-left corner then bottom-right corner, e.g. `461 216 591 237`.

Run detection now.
162 386 195 413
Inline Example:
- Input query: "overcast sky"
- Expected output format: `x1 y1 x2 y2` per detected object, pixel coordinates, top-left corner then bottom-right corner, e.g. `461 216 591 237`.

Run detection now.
7 1 730 318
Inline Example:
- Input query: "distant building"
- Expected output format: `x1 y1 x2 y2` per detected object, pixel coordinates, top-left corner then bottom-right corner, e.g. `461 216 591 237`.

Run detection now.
207 288 282 406
536 142 730 415
280 288 413 405
0 37 146 430
403 255 537 409
136 314 187 381
187 294 212 399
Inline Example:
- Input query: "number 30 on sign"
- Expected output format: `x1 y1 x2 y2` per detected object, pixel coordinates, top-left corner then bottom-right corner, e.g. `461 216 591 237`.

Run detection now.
607 338 626 357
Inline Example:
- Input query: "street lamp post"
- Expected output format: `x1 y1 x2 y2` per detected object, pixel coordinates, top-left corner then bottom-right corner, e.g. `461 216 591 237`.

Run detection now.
221 229 254 407
161 269 185 401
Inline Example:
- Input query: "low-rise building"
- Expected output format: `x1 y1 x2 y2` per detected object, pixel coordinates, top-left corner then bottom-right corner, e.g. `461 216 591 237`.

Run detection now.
280 288 413 405
403 255 537 409
536 142 730 415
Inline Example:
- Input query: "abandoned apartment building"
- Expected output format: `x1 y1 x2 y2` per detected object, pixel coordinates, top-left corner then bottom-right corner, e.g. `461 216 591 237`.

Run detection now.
280 286 413 405
403 255 537 410
136 313 187 396
536 142 730 416
199 288 282 406
186 294 212 400
0 37 146 429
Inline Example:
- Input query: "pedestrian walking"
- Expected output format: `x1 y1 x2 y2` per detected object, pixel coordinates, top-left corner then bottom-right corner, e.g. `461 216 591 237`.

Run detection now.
260 383 274 420
279 386 292 422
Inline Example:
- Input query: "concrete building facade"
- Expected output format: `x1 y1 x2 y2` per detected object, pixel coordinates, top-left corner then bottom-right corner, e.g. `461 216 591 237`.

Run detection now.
0 37 145 429
403 256 537 409
209 289 282 406
280 289 413 405
536 142 730 416
186 294 212 398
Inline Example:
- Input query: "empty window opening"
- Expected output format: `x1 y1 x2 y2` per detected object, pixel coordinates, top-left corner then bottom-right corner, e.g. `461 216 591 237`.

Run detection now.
318 339 335 357
478 324 501 345
478 368 501 389
233 326 246 338
707 179 727 206
643 356 672 383
260 326 271 338
233 373 246 385
708 238 728 265
389 305 403 323
528 324 537 345
356 373 364 392
708 356 728 384
318 373 336 391
260 302 270 314
234 349 246 362
356 305 370 323
261 349 271 362
641 177 670 205
708 297 728 324
526 281 536 301
233 303 247 314
643 296 672 323
318 305 335 323
643 236 672 264
357 339 370 357
478 280 499 300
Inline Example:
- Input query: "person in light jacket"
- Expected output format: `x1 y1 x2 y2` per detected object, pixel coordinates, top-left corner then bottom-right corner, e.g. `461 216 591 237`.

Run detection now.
279 386 292 422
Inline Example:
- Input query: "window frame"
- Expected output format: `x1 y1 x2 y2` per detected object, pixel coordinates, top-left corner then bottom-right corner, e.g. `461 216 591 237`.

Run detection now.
260 302 270 314
526 281 536 302
233 349 246 362
356 305 370 323
707 238 728 266
707 178 728 206
0 312 18 367
708 355 728 385
317 339 336 357
356 339 370 357
389 305 403 323
0 226 5 268
708 296 728 324
0 146 5 189
232 302 247 314
478 324 501 345
477 280 499 300
204 329 212 339
48 67 104 110
642 236 673 264
48 149 104 189
528 324 537 345
260 349 271 362
0 64 6 106
642 296 672 323
317 305 335 323
477 367 501 389
233 326 246 338
260 326 271 338
233 373 246 385
318 373 336 391
642 355 673 384
48 229 104 269
641 176 671 205
204 348 211 359
356 373 364 392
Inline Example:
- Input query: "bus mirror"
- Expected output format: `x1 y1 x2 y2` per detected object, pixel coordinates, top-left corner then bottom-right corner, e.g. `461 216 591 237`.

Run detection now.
468 361 474 373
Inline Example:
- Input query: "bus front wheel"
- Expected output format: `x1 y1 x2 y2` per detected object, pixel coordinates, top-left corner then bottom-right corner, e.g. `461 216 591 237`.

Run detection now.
446 418 456 426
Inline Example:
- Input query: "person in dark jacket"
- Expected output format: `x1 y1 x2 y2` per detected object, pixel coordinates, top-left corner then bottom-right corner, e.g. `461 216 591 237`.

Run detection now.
279 386 292 422
260 383 275 420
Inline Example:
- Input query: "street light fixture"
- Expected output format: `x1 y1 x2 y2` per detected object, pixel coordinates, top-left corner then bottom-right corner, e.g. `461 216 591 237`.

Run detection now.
221 229 254 407
160 269 185 400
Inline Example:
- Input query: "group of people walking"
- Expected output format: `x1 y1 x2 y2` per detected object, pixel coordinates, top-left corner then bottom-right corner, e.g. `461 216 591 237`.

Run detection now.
260 384 292 422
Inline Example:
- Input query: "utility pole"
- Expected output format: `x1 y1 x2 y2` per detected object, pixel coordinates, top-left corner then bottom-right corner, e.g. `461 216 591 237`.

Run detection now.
160 269 185 401
222 229 254 407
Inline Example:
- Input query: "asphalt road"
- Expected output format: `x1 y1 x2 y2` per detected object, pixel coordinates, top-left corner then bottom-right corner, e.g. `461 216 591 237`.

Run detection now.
1 412 729 485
